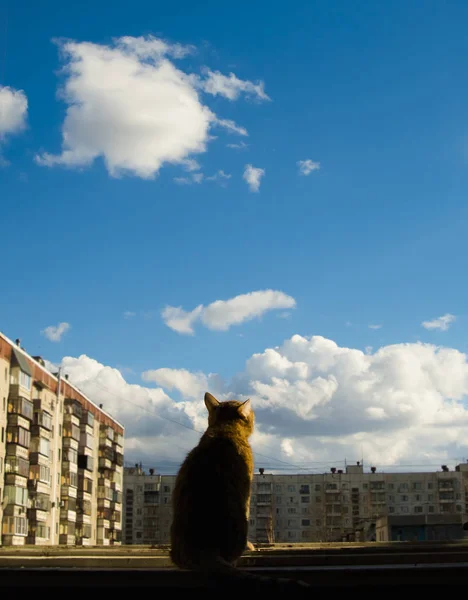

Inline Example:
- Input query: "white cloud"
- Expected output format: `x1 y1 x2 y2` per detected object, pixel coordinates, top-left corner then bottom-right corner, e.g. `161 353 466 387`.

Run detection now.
422 314 456 331
297 159 320 176
174 169 231 186
214 117 248 136
58 333 468 472
41 322 71 342
162 290 296 335
36 36 263 178
368 324 382 330
161 305 203 335
196 68 270 101
0 86 28 161
227 141 248 150
123 311 136 319
243 164 265 192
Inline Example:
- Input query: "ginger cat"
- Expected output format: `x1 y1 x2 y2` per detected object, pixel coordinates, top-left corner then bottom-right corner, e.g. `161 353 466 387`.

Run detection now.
170 392 310 591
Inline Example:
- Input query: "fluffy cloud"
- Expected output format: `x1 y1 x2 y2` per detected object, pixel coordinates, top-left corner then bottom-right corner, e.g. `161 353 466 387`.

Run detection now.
0 86 28 161
297 159 320 175
243 164 265 192
41 322 71 342
368 324 382 330
59 334 468 473
422 313 456 331
36 36 266 178
162 290 296 335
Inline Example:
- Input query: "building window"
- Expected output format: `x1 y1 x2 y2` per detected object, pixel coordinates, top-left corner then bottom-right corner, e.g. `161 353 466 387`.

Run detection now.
414 506 423 513
299 485 310 494
315 496 321 503
301 519 310 526
316 519 321 527
301 496 310 503
1 427 3 443
302 507 309 514
428 506 435 513
457 505 463 512
315 484 321 491
287 507 296 514
275 496 281 503
401 495 408 502
136 532 142 539
389 506 395 513
2 397 5 412
402 506 409 513
428 494 434 501
363 483 368 490
19 371 31 390
413 482 422 490
428 482 433 490
163 486 171 493
388 483 394 490
287 485 295 492
415 494 421 501
275 484 282 492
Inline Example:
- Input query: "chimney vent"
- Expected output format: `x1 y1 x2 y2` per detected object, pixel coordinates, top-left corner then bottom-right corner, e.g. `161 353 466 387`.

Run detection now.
331 467 337 474
371 466 376 473
259 468 265 475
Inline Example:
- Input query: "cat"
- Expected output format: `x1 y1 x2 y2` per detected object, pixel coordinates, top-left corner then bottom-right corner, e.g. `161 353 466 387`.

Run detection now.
170 392 310 591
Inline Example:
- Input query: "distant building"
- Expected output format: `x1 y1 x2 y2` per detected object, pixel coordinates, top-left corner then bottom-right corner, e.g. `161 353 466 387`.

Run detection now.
123 465 174 544
123 461 468 544
0 332 124 545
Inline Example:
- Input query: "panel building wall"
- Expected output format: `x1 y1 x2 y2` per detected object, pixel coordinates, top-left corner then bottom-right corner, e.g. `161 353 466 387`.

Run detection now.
123 462 468 544
0 332 124 546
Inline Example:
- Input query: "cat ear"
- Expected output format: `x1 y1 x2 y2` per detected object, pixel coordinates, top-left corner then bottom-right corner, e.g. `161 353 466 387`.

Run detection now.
204 392 220 413
238 399 252 418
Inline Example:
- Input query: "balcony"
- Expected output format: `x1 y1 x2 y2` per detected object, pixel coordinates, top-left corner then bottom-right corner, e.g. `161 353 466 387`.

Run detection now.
78 475 93 495
99 457 112 470
100 425 114 440
80 431 94 448
6 426 31 449
65 398 83 419
81 410 95 428
63 421 81 442
78 454 95 472
8 396 34 421
32 409 53 431
5 456 29 479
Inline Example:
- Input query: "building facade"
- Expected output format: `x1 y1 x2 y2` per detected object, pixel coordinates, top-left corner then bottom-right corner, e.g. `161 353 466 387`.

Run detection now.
123 462 468 544
0 332 124 546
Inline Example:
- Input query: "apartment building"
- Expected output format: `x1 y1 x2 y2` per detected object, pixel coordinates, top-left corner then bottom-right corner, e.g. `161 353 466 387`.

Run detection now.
0 332 124 546
123 461 468 544
123 465 174 544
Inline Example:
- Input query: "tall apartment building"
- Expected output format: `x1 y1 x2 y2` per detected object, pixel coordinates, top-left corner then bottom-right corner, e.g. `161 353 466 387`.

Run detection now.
0 332 124 546
123 465 174 544
123 462 468 544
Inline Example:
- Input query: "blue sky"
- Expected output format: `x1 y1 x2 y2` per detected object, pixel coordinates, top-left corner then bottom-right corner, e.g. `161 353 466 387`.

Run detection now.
2 0 468 468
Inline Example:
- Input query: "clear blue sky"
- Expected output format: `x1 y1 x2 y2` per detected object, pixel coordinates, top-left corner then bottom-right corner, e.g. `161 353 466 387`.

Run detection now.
2 0 468 383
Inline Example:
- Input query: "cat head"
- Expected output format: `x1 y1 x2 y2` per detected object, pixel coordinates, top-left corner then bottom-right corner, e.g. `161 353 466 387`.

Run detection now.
204 392 254 436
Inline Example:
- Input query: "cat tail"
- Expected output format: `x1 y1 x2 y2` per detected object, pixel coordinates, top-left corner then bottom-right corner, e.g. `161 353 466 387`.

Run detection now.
199 554 311 592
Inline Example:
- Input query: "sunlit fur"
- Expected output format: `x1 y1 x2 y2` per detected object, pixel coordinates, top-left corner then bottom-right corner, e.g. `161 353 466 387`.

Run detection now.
170 393 254 569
